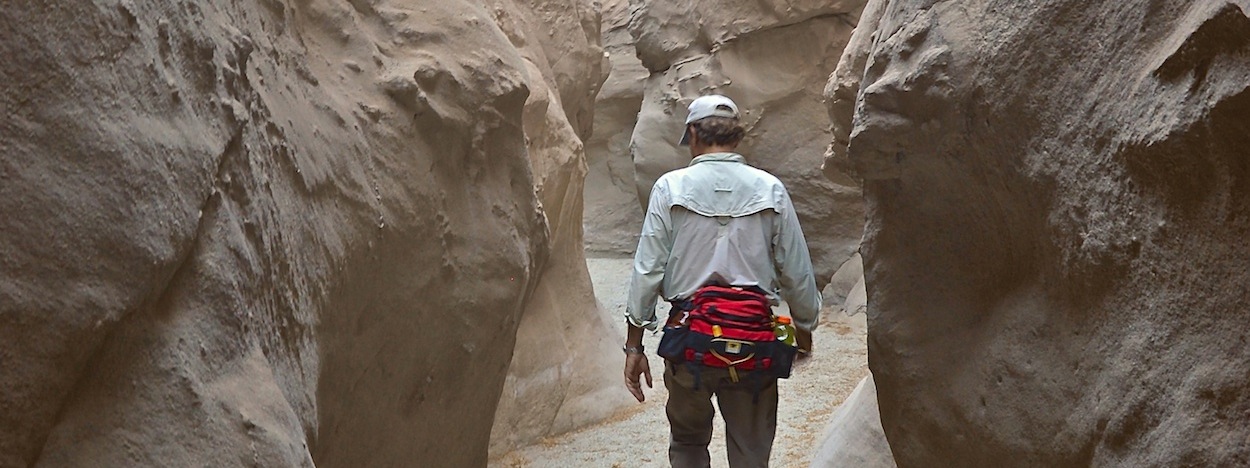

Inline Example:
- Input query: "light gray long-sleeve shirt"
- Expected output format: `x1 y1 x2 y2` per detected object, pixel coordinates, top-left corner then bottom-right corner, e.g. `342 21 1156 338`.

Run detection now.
625 152 822 332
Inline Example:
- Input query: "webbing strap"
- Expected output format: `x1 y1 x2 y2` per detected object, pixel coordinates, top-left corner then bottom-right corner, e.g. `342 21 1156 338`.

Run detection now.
690 352 705 391
710 350 755 367
711 350 755 383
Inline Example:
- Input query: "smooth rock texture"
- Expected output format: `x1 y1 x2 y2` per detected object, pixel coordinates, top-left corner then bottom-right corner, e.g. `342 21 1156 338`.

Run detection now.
625 0 868 285
838 0 1250 466
0 0 612 466
489 0 630 457
811 374 896 468
823 252 864 312
582 0 648 255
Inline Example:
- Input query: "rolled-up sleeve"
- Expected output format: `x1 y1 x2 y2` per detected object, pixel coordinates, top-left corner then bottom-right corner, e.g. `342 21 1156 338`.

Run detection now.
626 182 673 330
772 188 822 332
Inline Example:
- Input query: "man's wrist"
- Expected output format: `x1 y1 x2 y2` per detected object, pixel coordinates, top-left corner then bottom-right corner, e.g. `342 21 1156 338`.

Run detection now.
625 322 646 355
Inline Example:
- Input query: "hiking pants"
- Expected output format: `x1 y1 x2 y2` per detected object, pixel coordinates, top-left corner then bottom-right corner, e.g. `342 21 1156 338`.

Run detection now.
664 360 779 468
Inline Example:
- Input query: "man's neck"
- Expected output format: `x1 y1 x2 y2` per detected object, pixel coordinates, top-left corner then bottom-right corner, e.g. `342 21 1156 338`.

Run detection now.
691 144 738 158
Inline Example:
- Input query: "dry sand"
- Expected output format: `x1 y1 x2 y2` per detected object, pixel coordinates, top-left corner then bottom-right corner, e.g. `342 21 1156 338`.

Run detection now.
492 256 869 467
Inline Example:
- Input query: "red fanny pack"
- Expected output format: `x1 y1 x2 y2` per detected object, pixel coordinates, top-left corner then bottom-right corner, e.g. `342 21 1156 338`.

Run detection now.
658 285 796 384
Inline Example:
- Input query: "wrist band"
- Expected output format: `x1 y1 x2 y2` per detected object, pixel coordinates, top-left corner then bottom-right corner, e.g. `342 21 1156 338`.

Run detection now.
622 345 644 355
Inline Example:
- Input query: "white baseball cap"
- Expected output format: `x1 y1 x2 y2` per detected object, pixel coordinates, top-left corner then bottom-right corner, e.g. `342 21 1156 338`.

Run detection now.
679 95 740 146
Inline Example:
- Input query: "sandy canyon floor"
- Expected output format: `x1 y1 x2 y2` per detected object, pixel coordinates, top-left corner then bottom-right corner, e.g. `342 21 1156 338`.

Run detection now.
493 256 869 467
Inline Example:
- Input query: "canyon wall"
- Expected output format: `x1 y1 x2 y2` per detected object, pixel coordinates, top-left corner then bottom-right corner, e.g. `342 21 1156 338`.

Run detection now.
627 0 866 284
0 0 611 466
587 0 867 282
582 0 647 255
488 0 629 457
836 0 1250 466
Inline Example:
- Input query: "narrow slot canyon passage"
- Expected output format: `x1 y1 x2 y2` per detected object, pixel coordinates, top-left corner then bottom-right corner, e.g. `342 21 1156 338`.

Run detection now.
4 0 1247 466
489 0 883 464
487 0 890 462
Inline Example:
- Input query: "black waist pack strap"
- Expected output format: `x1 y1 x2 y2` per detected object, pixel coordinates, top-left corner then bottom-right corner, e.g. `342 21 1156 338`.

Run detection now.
689 351 705 391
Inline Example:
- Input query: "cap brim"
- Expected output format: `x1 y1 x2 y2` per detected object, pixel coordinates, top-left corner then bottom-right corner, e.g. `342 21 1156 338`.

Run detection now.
678 129 690 146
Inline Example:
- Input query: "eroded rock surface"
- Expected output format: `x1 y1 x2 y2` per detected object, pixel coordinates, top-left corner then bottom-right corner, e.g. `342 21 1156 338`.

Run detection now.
582 0 648 255
0 0 611 466
625 0 868 284
837 0 1250 465
489 0 629 455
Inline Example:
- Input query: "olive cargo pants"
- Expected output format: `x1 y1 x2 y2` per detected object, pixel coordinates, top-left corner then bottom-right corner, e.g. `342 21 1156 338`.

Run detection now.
664 360 779 468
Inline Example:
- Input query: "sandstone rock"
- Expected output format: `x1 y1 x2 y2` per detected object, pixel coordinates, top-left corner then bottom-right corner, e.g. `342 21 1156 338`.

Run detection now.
843 275 868 317
626 0 868 286
0 0 608 466
823 252 864 310
582 0 649 254
489 0 630 455
822 0 887 185
837 0 1250 465
811 373 897 468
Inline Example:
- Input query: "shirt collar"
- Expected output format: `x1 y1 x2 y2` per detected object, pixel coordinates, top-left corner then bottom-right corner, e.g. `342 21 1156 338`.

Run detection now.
689 152 746 166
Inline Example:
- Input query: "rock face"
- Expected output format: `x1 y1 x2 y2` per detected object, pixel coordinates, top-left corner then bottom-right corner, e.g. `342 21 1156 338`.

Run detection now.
489 0 630 456
624 0 868 284
582 0 648 255
836 0 1250 466
0 0 611 466
811 374 896 468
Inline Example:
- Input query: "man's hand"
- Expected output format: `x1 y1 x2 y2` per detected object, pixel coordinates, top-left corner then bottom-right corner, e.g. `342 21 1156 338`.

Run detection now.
795 328 814 365
624 352 652 402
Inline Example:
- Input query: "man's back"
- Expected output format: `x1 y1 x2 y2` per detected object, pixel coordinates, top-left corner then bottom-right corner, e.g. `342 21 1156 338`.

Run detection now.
627 152 821 332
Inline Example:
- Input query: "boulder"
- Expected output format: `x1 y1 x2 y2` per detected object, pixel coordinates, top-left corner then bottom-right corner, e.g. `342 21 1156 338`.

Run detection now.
823 252 864 311
811 374 897 468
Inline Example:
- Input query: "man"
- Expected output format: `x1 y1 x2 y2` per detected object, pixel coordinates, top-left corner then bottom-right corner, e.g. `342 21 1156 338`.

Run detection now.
623 94 821 467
